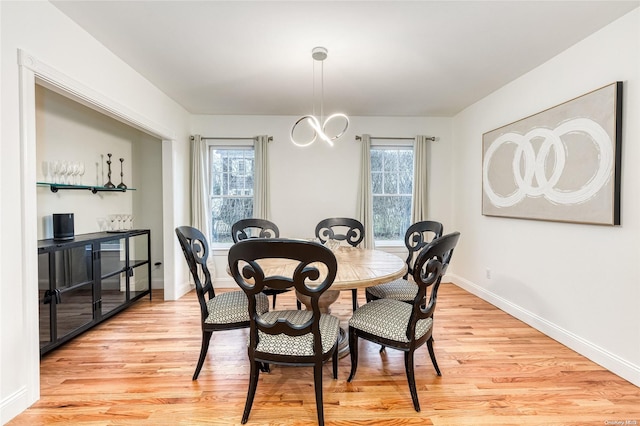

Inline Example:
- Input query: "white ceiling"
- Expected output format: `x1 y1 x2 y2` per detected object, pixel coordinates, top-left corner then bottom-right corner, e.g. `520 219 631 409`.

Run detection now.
51 1 639 117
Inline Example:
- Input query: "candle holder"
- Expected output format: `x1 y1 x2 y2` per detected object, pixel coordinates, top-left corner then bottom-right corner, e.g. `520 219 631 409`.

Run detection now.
117 158 127 189
104 153 115 188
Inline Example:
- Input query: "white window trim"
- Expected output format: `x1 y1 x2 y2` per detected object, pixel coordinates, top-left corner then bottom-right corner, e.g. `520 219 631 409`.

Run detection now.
211 243 234 252
370 142 414 246
375 239 406 249
207 142 255 249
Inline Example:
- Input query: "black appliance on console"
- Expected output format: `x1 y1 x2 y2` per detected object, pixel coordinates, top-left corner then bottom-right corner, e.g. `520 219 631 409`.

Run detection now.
53 213 74 240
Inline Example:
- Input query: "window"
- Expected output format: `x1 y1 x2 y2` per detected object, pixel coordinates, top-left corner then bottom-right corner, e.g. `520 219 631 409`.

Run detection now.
209 147 254 243
371 147 414 241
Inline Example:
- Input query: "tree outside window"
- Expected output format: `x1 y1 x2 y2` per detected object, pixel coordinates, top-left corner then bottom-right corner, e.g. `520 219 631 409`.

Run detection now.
371 147 413 241
209 148 254 243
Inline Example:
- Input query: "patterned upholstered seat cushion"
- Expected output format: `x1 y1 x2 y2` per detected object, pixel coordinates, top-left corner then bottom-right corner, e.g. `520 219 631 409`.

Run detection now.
366 278 418 301
253 310 340 356
349 299 433 343
205 291 269 324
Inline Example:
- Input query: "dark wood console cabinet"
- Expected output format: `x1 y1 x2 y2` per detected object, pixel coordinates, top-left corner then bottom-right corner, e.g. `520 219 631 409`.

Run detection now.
38 230 151 356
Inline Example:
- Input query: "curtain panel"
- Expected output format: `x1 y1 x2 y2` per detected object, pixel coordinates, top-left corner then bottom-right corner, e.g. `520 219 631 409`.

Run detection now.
254 135 271 220
191 134 211 238
190 134 214 277
357 134 375 249
411 135 429 224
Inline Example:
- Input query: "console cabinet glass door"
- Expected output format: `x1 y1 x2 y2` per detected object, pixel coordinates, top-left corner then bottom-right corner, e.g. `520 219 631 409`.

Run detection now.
100 273 126 316
38 252 52 350
129 232 150 300
38 244 94 352
99 238 126 277
99 237 127 317
55 282 94 339
54 245 94 338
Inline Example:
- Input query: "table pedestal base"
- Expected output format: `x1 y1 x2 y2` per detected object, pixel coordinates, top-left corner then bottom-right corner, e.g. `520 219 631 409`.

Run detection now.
296 289 350 358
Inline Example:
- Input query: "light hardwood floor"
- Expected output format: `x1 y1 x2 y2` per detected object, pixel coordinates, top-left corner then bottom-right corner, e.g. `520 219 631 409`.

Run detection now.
9 284 640 425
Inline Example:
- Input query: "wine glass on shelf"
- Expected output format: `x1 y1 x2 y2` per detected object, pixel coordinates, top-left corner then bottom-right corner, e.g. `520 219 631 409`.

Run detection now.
78 162 85 185
71 162 79 185
64 161 73 185
51 161 60 184
59 161 68 184
108 215 117 231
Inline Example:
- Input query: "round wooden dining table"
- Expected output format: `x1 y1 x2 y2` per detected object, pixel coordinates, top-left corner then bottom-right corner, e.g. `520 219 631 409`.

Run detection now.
256 245 407 357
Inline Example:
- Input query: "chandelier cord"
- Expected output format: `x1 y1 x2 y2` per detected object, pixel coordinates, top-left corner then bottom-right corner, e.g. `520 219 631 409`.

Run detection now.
320 59 324 123
311 57 325 122
312 58 317 118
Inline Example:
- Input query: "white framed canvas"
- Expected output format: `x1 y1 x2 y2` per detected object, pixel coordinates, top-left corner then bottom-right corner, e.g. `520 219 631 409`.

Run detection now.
482 82 622 225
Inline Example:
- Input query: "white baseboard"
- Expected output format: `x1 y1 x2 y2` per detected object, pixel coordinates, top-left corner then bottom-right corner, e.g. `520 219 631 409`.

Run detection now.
166 279 193 300
178 280 194 296
449 274 640 387
1 386 30 425
151 278 164 290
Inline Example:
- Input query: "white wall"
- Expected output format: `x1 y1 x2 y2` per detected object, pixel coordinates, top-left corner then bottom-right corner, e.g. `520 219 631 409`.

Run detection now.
132 132 165 288
191 115 454 286
450 9 640 386
0 1 190 422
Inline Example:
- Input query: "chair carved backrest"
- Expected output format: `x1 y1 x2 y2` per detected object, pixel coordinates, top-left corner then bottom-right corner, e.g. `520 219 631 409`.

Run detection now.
232 218 280 243
406 232 460 343
315 217 364 248
228 239 337 362
175 226 215 322
404 221 444 279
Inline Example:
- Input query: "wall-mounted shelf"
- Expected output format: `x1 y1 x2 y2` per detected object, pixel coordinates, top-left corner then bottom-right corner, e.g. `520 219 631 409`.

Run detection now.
37 182 136 194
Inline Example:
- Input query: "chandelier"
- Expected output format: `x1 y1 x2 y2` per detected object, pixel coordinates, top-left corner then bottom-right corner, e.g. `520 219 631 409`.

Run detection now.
290 47 349 147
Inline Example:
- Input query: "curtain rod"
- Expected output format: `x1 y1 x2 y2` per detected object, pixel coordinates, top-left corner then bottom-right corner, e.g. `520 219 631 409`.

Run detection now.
355 135 436 142
190 136 273 142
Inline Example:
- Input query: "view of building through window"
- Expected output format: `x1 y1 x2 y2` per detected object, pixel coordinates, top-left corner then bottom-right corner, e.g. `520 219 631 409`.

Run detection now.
371 147 413 241
209 147 254 243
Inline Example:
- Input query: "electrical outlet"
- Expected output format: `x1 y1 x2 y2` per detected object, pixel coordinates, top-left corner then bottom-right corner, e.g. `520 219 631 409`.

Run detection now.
486 268 491 279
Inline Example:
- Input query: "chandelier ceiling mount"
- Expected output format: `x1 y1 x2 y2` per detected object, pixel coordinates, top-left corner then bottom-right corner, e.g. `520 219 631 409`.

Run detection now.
290 47 349 148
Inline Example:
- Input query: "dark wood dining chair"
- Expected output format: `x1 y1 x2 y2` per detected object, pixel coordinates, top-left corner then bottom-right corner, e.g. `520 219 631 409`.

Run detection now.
315 217 364 311
231 218 280 243
175 226 269 380
229 238 340 426
231 218 297 309
365 220 444 303
347 232 461 412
